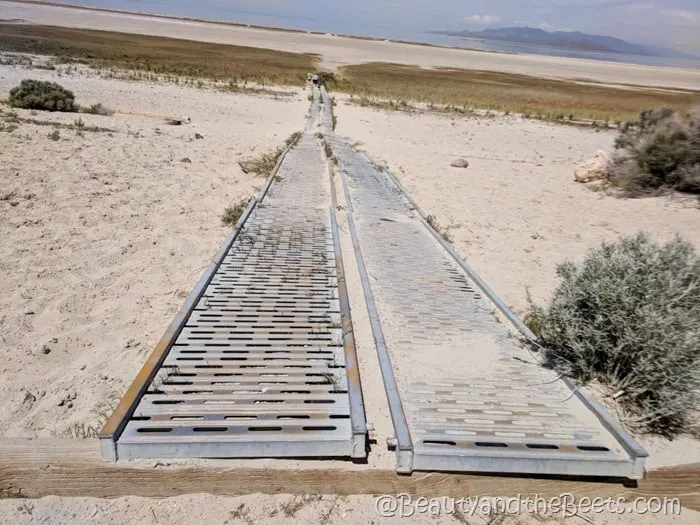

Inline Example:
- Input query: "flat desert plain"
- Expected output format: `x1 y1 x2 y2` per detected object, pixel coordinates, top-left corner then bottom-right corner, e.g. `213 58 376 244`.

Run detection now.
2 0 700 90
0 4 699 524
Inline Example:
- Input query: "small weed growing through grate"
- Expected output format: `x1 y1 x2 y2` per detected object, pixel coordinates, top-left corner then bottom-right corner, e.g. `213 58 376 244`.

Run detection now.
426 214 454 244
285 131 301 147
238 131 301 177
237 226 256 245
221 198 249 227
323 139 333 159
322 372 341 390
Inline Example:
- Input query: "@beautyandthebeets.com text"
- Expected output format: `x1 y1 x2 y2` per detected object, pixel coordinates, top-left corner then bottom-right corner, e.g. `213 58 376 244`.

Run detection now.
374 494 683 518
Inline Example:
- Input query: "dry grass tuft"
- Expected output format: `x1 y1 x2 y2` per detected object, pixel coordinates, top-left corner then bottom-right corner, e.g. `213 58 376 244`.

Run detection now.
426 214 454 243
58 396 121 439
239 132 301 177
221 199 249 227
80 102 114 116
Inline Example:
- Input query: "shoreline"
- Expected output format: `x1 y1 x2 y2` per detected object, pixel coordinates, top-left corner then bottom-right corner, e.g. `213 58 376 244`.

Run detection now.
2 0 501 52
2 0 700 90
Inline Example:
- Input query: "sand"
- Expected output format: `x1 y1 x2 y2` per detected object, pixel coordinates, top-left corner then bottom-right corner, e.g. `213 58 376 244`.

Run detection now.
1 58 700 523
2 493 700 525
2 1 700 90
0 62 308 437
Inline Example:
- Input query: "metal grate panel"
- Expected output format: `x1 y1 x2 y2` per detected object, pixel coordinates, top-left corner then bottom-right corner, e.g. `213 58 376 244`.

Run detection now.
103 92 367 460
322 89 646 478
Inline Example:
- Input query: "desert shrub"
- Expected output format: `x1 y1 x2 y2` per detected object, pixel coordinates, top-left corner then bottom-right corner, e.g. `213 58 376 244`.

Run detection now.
238 147 284 177
608 107 700 195
525 232 700 437
81 103 114 116
9 79 77 112
221 200 248 227
316 71 337 89
238 132 300 177
285 131 301 148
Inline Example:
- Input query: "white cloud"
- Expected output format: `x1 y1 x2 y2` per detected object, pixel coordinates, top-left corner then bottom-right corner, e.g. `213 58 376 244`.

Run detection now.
662 9 700 22
463 14 501 25
624 2 654 11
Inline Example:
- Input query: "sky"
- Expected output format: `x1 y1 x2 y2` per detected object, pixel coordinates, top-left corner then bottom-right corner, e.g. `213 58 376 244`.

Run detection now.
53 1 700 54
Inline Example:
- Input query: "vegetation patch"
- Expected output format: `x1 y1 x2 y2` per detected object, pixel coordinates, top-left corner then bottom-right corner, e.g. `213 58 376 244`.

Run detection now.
525 232 700 437
0 24 318 86
80 103 114 116
221 199 250 227
9 79 77 112
238 132 301 177
606 107 700 196
333 63 700 122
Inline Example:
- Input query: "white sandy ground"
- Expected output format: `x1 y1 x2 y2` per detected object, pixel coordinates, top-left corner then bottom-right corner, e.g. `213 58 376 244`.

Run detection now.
1 493 700 525
0 63 308 438
2 1 700 90
1 61 700 523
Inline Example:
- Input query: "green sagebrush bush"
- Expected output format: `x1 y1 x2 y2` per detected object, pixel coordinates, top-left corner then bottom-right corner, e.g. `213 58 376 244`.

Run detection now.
610 107 700 195
525 232 700 437
9 79 77 112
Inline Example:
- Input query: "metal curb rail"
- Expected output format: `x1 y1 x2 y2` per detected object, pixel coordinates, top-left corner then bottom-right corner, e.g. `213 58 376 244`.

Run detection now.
329 209 368 457
338 194 414 473
321 118 413 471
323 133 369 457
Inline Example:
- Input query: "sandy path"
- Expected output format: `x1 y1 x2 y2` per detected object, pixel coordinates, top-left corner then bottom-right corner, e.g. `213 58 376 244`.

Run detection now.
2 1 700 90
0 63 308 437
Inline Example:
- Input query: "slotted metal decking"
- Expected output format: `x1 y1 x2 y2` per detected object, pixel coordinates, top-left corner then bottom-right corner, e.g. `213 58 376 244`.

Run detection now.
320 89 647 478
100 95 367 460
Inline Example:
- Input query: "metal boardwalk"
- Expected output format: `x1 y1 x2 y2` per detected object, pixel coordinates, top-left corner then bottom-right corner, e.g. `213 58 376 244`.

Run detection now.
321 90 646 478
100 93 367 460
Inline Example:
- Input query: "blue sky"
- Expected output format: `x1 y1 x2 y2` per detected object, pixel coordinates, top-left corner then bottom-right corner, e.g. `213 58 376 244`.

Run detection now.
55 1 700 53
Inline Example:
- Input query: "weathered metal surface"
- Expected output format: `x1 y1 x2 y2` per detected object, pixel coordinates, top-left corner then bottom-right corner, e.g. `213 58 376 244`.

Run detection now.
100 91 367 460
320 88 646 479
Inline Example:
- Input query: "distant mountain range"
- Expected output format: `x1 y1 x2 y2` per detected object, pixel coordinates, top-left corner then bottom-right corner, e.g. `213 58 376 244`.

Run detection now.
430 27 698 60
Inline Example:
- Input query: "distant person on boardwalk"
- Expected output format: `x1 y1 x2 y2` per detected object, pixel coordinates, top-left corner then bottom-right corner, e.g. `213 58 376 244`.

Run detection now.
312 74 320 86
